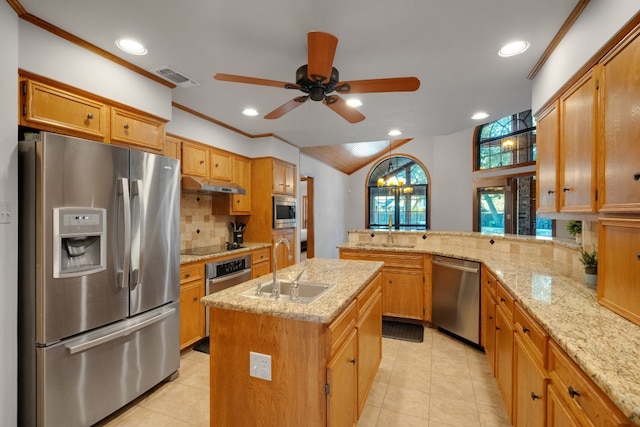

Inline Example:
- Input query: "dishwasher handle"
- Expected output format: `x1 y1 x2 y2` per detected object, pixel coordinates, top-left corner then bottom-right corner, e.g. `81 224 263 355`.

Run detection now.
432 258 479 274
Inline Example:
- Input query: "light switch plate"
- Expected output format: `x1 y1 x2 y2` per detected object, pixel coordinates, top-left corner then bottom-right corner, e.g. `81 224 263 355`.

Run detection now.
249 351 272 381
0 201 11 224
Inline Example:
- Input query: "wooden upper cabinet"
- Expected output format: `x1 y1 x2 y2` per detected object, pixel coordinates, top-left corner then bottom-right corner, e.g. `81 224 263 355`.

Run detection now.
273 159 296 195
181 140 208 177
598 27 640 212
210 150 232 181
231 156 251 214
20 78 108 141
110 107 164 152
164 135 181 160
535 101 560 213
559 67 599 213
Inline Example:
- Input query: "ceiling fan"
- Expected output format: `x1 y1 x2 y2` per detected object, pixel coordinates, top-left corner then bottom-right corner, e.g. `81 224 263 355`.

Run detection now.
214 31 420 123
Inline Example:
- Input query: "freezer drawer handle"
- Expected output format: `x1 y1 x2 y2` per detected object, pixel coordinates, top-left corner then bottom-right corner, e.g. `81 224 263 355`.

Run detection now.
432 258 479 274
65 308 175 355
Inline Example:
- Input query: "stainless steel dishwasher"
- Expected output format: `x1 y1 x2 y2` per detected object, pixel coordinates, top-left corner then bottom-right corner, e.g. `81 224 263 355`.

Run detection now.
431 256 481 346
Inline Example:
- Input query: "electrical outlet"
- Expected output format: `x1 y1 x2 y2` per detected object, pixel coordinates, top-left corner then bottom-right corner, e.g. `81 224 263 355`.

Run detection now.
249 351 272 381
0 201 11 224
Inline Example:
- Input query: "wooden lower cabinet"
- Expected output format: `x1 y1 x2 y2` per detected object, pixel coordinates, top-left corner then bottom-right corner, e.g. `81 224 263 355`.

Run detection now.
514 333 548 427
179 262 205 350
273 228 296 269
495 301 515 421
327 329 358 427
251 246 271 278
339 249 426 321
547 384 582 427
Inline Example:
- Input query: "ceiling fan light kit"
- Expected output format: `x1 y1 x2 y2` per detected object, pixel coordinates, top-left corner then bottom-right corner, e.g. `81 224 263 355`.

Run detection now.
214 31 420 124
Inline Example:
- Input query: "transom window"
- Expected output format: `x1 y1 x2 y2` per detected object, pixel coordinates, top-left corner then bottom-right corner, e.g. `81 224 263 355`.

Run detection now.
475 109 536 170
367 156 428 230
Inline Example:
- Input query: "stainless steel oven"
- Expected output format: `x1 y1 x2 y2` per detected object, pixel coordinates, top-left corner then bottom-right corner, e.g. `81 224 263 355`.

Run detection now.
204 254 252 336
273 195 296 228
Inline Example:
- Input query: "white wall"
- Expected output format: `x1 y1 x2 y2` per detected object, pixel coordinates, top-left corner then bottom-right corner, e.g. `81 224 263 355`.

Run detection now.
533 0 640 111
0 4 18 425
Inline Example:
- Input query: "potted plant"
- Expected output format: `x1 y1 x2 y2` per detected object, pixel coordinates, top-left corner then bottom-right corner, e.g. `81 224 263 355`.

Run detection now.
566 220 583 244
579 249 598 288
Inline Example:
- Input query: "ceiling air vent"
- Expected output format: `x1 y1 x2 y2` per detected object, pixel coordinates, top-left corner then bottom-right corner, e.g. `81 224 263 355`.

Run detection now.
153 66 199 88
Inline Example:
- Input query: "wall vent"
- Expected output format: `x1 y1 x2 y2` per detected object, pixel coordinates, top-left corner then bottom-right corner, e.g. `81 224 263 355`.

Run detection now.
152 66 199 88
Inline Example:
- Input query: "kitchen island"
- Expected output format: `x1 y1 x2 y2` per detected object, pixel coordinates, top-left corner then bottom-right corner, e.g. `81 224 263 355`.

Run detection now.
201 258 384 427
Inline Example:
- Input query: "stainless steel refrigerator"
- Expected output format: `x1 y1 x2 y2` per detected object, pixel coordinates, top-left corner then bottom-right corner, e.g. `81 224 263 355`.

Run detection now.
18 132 181 426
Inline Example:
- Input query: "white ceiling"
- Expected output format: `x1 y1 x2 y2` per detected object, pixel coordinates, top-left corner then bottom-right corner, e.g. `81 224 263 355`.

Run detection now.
19 0 578 149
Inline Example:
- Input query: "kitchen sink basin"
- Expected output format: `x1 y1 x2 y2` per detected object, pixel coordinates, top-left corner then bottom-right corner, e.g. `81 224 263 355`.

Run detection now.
241 280 334 303
355 242 415 249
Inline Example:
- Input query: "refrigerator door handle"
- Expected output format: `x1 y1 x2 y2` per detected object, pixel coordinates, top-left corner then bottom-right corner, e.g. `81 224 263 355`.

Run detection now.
64 308 176 354
118 177 131 289
130 179 144 287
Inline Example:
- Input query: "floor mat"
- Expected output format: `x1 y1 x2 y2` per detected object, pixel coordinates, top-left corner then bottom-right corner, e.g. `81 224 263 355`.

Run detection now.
382 320 424 343
193 338 210 354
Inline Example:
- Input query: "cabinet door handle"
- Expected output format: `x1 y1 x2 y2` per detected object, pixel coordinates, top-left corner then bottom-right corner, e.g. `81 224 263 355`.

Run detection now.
349 359 356 364
634 173 640 181
530 392 540 400
562 187 571 192
547 190 555 195
185 273 190 278
496 326 501 331
123 123 130 130
199 160 205 164
488 316 493 320
193 296 198 302
500 297 506 303
522 326 530 334
86 113 94 120
568 386 581 398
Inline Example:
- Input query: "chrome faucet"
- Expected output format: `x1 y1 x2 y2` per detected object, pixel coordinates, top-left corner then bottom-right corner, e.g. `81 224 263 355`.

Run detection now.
271 237 292 299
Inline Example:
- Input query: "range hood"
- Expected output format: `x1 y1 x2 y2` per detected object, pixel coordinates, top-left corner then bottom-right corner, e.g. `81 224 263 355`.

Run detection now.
181 175 247 195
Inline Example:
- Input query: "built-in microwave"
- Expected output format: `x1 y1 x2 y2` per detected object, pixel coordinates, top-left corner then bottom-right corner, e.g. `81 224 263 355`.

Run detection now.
273 195 296 229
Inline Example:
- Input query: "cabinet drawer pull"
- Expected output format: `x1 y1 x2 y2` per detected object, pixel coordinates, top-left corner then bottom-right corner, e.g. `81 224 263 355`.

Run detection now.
568 386 581 398
199 160 205 164
215 163 219 167
185 273 190 278
86 113 94 120
496 326 501 331
349 358 356 364
123 123 130 130
522 326 530 334
634 172 640 181
562 187 571 192
500 297 506 303
530 392 540 400
547 190 555 195
193 296 198 302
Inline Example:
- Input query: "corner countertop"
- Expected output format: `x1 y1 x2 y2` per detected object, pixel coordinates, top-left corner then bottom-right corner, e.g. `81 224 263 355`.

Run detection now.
338 236 640 425
200 258 384 324
180 242 271 265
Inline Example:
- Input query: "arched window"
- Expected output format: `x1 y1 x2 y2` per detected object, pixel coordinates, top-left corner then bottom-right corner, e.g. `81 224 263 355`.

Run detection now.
367 155 429 230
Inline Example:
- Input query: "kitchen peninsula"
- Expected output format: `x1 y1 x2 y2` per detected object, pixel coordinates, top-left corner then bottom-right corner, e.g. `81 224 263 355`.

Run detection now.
201 258 384 427
339 230 640 426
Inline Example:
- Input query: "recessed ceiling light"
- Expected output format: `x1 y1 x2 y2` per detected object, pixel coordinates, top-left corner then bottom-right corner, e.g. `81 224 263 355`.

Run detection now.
472 112 490 120
388 130 402 136
242 108 259 116
498 40 529 57
346 98 363 108
115 38 148 55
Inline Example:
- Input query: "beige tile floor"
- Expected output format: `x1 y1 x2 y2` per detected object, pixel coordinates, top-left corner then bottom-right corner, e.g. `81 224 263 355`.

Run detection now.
96 327 511 427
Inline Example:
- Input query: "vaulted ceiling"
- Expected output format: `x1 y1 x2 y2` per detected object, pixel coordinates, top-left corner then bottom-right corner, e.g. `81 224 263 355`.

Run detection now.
14 0 582 173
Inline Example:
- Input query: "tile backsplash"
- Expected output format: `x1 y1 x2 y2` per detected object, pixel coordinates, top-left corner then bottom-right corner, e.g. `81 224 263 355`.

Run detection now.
180 193 233 251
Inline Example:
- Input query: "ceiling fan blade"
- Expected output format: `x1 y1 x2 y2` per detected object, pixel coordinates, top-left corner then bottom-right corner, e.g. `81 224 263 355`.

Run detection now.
323 95 365 123
307 31 338 83
264 96 308 119
336 77 420 94
214 73 300 90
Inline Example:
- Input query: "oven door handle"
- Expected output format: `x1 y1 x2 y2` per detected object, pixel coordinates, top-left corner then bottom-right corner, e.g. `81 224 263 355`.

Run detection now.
208 268 252 284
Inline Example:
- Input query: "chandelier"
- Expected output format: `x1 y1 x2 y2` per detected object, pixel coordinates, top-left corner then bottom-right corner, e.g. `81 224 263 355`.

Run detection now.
376 144 413 193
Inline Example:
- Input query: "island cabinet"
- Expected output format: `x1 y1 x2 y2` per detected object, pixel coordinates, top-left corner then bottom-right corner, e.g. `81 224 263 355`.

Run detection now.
179 261 205 350
481 265 498 372
547 340 630 427
559 66 599 213
339 249 426 321
535 100 560 213
598 26 640 213
207 270 382 427
494 281 516 421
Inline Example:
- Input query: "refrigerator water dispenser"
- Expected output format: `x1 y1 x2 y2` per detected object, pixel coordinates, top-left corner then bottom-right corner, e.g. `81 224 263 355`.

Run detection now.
53 207 107 278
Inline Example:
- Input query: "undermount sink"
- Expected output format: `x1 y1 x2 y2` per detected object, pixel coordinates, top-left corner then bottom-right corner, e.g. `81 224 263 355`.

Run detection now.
241 280 334 304
355 242 415 249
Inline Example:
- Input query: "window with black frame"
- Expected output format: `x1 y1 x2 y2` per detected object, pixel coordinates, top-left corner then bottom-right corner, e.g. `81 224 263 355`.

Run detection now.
367 156 428 230
475 109 536 170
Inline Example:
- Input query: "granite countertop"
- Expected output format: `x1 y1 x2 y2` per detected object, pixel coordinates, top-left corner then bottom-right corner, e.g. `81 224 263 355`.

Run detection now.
180 242 271 264
338 239 640 425
201 258 384 324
